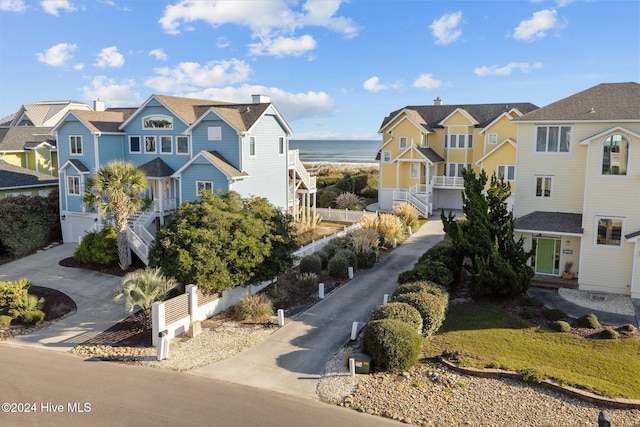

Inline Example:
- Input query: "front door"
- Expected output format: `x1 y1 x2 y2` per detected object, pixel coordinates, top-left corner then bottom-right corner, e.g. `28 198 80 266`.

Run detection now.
534 238 560 275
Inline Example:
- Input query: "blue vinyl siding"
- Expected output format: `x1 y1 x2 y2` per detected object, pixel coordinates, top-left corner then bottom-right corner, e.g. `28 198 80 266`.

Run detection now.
233 113 288 208
98 134 126 164
180 162 230 202
191 111 240 166
57 120 96 171
61 170 84 212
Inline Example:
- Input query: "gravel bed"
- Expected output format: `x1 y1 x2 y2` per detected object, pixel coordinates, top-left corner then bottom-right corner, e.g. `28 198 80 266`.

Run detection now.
558 288 635 316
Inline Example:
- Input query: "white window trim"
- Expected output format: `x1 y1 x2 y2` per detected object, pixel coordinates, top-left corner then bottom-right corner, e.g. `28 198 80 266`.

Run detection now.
534 175 554 199
410 163 419 178
69 135 83 156
382 151 391 163
196 180 213 196
594 216 624 248
487 133 498 145
176 136 190 155
144 135 157 154
496 164 515 181
129 136 141 154
399 136 408 149
600 134 630 177
160 135 173 154
445 134 472 149
535 125 572 153
67 176 80 196
446 163 471 177
208 126 222 141
142 115 173 130
278 136 285 156
249 136 256 157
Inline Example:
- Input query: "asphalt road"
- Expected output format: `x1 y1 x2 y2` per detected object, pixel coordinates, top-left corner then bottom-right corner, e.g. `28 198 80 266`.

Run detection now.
0 345 401 427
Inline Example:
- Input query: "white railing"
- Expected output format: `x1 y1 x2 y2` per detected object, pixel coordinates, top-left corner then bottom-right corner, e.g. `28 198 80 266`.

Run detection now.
153 198 177 212
432 176 464 188
127 228 149 265
315 207 377 223
288 149 316 191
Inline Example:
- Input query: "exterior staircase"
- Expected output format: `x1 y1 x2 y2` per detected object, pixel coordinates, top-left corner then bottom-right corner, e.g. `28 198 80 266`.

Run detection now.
127 210 156 265
392 184 431 217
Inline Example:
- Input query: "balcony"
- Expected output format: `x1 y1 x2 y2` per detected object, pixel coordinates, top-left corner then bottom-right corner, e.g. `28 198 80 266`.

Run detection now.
432 176 464 189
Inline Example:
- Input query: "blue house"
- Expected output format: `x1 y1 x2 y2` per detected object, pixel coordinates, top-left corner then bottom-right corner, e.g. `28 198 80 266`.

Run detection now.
52 94 316 264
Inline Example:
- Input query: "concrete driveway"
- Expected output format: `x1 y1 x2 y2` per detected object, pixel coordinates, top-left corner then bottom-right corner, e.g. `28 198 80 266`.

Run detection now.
190 217 446 398
0 243 127 351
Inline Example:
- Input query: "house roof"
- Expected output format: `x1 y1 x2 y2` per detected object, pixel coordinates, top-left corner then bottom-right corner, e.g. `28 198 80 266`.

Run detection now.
201 151 248 178
138 157 175 178
0 126 55 151
514 211 583 235
70 110 134 133
380 102 539 132
63 159 90 173
0 159 58 189
516 82 640 122
416 147 444 163
2 100 92 127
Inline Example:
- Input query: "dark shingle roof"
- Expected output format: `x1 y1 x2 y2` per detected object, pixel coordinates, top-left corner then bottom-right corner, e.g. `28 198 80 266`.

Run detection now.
202 151 248 178
0 126 54 151
416 147 444 163
517 82 640 122
67 159 90 173
0 160 58 189
514 211 583 235
138 157 175 178
380 102 539 132
72 110 127 133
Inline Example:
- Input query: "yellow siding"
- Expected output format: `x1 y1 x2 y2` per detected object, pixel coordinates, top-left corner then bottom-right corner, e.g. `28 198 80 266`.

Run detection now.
35 146 55 176
1 153 27 168
480 142 516 183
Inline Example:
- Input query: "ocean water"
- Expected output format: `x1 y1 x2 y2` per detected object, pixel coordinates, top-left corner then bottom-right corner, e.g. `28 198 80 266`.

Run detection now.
289 140 380 164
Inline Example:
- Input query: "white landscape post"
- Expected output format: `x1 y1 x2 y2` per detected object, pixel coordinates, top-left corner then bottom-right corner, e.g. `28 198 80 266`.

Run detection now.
348 266 354 279
277 309 285 326
350 321 358 340
349 357 356 377
383 294 389 305
319 283 325 299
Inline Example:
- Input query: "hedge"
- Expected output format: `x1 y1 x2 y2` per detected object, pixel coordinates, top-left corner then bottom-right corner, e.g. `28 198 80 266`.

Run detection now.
362 319 422 372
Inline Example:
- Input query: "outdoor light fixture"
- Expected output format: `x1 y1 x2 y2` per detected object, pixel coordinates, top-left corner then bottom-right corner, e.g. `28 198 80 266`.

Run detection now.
61 215 66 220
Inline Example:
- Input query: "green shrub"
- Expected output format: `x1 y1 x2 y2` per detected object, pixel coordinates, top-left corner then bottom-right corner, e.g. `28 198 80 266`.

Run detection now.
392 281 446 300
333 248 357 270
620 324 636 333
296 272 318 288
398 259 454 288
361 319 422 372
543 308 567 321
349 228 379 269
74 223 118 265
520 307 538 319
376 214 405 247
232 294 274 322
322 236 352 259
299 254 322 275
0 278 31 309
550 320 571 332
523 297 544 307
318 188 340 208
392 289 449 337
315 250 329 269
599 328 620 340
328 255 350 279
418 241 463 278
334 192 364 210
369 302 423 335
521 367 546 383
0 314 12 326
577 313 601 329
9 293 45 324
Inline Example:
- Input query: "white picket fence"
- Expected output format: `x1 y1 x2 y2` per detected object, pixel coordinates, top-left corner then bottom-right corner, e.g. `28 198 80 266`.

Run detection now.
315 207 377 223
151 279 274 347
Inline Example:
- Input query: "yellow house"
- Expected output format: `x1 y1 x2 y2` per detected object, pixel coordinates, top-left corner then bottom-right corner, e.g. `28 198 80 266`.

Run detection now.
513 82 640 297
377 99 538 215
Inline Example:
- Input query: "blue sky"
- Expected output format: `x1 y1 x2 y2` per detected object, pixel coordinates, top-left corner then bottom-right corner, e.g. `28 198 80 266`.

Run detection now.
1 0 638 139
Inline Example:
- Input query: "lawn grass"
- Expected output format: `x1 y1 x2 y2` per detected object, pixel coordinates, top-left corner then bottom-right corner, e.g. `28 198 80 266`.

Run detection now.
422 301 640 399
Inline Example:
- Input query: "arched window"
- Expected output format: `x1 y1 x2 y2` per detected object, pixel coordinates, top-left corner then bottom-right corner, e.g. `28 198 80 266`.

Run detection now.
601 134 629 175
143 115 173 129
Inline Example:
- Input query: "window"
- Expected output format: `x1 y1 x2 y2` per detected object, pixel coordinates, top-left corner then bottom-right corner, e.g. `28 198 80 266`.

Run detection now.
535 175 553 198
70 136 82 155
382 151 391 162
249 137 256 156
278 136 285 155
536 126 571 152
446 163 471 177
208 126 222 140
602 134 629 175
143 115 173 129
160 136 172 154
488 133 498 144
196 181 213 196
38 190 51 197
410 163 419 178
67 176 80 195
129 136 141 153
5 192 31 198
445 134 472 148
497 165 515 181
399 137 408 149
177 136 189 154
596 217 623 247
144 136 157 153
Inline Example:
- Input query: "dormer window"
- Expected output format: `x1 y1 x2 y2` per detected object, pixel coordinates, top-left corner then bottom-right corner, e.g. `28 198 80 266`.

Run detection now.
601 134 629 175
143 115 173 129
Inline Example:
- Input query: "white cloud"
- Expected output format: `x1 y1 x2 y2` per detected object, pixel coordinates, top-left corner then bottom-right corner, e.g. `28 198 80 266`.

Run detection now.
149 48 168 61
144 59 252 93
41 0 75 16
474 62 543 77
514 9 565 41
186 85 334 123
430 11 463 45
158 0 359 57
412 74 442 90
216 37 231 49
80 76 143 107
0 0 26 12
35 43 77 67
363 76 388 92
248 34 316 57
94 46 125 68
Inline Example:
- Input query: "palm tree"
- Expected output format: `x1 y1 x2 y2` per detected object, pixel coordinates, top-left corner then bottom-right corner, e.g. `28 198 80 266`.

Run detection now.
112 267 179 330
83 161 149 270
